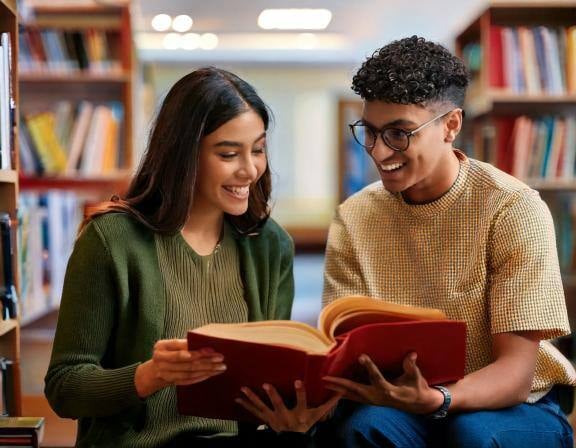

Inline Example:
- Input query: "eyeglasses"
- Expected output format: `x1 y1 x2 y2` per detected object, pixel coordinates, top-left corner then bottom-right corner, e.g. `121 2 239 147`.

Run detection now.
349 109 456 153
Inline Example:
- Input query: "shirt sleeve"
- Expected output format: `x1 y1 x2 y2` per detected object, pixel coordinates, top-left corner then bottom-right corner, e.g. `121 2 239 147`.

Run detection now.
322 206 368 307
488 189 570 339
44 221 144 419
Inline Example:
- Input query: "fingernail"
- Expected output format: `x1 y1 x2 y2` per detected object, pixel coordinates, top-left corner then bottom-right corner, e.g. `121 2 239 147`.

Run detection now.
216 364 227 371
212 356 224 362
294 380 302 388
241 387 248 394
262 384 270 391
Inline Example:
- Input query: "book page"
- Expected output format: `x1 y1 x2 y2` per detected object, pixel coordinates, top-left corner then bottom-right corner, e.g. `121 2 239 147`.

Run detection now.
319 296 448 340
191 320 334 354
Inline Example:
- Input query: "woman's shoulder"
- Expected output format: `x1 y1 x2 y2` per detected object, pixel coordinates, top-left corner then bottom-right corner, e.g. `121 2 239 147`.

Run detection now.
82 212 155 247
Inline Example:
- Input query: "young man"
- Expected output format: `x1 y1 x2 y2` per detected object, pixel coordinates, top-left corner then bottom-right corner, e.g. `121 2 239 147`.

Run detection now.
319 36 576 447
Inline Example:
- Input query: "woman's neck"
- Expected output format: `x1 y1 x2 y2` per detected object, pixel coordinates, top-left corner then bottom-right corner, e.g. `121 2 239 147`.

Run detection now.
181 211 224 256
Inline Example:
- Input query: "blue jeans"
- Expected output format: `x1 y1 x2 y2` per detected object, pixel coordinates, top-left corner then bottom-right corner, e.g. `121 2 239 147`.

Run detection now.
315 388 573 447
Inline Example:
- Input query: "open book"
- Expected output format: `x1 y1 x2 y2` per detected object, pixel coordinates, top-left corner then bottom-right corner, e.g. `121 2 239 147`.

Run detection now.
177 296 466 421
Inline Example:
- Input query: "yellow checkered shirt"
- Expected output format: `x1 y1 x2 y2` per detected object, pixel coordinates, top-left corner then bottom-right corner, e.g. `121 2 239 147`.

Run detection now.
323 150 576 398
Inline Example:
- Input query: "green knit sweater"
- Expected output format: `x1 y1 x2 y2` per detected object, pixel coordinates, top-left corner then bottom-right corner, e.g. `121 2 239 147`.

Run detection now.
44 213 295 447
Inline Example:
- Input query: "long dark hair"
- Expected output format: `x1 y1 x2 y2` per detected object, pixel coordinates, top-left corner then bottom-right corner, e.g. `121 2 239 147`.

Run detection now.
86 67 272 235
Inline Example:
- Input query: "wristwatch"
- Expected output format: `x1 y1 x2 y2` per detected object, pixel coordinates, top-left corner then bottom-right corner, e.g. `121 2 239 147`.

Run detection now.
427 385 451 419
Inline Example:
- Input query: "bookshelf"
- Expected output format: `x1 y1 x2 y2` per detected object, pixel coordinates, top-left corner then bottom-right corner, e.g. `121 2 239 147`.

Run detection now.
18 2 134 186
455 2 576 336
16 2 134 326
0 0 22 416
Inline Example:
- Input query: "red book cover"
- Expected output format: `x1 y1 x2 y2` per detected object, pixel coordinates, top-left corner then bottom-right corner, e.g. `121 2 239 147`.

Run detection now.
176 319 467 422
490 26 505 88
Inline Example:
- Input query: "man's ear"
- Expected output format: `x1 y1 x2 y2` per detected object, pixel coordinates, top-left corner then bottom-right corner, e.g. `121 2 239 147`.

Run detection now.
444 109 463 143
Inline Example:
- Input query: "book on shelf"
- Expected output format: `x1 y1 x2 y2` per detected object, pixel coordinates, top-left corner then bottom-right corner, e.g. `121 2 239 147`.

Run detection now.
20 101 124 176
0 416 44 447
486 25 575 94
0 214 17 321
19 28 121 75
0 32 13 170
177 296 467 422
0 357 16 416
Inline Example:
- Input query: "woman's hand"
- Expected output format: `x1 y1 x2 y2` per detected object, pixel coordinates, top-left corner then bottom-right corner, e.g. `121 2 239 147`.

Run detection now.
134 339 226 398
323 352 444 414
235 380 341 433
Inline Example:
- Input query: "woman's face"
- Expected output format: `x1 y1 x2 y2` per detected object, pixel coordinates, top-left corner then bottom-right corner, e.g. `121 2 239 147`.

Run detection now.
193 109 268 217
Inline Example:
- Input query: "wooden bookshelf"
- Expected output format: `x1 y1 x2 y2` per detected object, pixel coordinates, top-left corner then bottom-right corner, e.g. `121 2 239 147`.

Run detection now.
455 3 576 356
0 0 22 416
17 2 134 326
18 2 134 183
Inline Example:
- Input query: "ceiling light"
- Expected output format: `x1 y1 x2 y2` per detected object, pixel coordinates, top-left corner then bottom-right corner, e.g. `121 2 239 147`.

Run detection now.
172 15 193 32
200 33 219 50
258 9 332 30
163 33 181 50
151 13 172 32
296 33 318 49
181 33 200 50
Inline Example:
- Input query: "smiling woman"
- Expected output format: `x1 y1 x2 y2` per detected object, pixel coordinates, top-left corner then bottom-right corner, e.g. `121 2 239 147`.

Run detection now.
43 68 335 447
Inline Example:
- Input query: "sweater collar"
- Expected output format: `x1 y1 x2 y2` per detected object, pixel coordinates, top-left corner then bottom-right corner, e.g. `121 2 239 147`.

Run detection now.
391 150 469 218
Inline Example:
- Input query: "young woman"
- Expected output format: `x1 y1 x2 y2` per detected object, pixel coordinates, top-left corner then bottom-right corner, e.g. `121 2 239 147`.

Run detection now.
44 68 337 447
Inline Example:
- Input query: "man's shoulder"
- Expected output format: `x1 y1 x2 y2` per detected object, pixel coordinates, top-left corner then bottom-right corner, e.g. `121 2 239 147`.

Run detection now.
468 158 533 196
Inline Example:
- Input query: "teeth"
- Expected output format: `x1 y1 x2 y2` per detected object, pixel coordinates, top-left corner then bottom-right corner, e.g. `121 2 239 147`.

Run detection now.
380 162 404 172
224 186 249 197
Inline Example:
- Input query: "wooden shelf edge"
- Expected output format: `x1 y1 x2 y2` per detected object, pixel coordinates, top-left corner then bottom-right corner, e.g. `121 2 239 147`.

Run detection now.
19 172 131 191
19 72 130 83
0 319 17 337
0 170 18 184
0 0 16 15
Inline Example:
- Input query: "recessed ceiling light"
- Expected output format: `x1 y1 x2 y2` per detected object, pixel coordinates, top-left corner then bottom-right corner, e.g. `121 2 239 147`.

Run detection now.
181 33 200 50
172 15 193 32
151 13 172 32
200 33 219 50
258 9 332 30
163 32 181 49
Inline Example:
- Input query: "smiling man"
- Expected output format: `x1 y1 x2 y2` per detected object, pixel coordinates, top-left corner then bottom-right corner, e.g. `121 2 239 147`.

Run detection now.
319 36 576 447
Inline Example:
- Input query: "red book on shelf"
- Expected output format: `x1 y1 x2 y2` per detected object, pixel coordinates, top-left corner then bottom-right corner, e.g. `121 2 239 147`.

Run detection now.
495 117 517 174
176 296 467 422
490 25 505 88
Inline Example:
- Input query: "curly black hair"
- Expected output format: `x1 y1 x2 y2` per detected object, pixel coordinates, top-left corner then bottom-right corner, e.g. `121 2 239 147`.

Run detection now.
352 35 469 107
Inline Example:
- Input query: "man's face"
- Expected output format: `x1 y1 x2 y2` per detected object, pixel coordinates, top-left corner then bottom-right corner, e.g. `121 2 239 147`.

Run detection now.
360 101 460 203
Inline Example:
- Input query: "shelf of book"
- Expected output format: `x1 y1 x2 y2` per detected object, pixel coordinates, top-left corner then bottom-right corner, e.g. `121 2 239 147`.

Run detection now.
16 2 133 330
0 0 22 417
456 2 576 358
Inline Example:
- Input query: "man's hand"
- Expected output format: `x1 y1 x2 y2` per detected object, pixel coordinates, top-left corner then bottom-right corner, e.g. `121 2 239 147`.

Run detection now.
235 380 341 433
323 352 444 414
